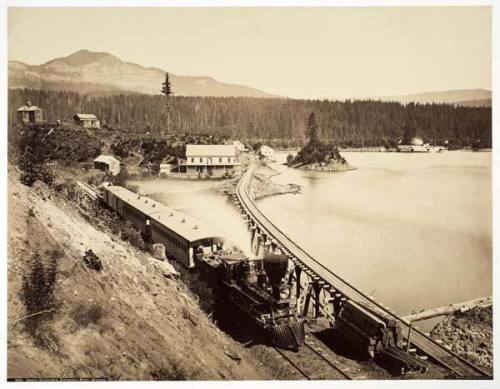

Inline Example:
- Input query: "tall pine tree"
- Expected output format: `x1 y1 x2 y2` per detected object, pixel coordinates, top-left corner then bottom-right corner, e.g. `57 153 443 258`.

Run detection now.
307 112 319 145
161 73 174 133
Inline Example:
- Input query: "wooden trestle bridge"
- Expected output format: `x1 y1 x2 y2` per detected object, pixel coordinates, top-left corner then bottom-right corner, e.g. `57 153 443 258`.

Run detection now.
231 159 491 379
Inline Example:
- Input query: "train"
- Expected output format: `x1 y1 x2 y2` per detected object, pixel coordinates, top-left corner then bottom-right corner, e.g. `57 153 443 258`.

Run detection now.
100 183 428 368
100 183 305 349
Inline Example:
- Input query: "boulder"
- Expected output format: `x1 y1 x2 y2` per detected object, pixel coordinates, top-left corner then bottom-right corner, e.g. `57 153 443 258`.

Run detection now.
152 243 167 261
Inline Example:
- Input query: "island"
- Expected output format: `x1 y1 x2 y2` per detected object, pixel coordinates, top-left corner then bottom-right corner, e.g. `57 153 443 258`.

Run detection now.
287 113 355 172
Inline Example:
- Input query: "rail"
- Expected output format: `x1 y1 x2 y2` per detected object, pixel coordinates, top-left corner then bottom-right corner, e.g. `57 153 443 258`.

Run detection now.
236 159 491 379
273 341 353 380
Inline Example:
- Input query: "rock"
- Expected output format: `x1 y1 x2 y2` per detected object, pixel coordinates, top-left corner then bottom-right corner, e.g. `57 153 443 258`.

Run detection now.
152 244 167 261
151 258 177 278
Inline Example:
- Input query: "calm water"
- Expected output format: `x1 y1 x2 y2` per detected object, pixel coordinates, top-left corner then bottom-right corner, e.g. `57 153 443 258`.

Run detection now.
133 151 492 323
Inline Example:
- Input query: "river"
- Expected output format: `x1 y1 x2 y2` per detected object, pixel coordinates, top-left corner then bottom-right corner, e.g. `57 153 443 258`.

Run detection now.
132 151 492 327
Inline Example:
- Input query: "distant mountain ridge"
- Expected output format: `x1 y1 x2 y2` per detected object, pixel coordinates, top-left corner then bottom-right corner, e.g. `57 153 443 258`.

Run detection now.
371 89 491 107
9 50 491 106
8 49 277 98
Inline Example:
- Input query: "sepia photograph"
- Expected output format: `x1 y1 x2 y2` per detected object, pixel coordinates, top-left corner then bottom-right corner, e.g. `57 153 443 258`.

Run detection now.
2 0 496 385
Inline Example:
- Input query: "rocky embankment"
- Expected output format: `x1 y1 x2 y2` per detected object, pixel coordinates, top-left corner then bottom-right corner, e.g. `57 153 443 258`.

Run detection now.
295 159 356 172
7 166 270 380
251 161 301 200
215 159 300 200
430 307 492 372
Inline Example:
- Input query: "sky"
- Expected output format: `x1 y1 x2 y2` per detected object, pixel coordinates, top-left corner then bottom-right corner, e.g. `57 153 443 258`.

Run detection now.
8 6 492 99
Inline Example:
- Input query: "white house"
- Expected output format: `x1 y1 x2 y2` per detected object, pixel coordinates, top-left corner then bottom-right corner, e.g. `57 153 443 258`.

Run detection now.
185 144 240 178
259 145 275 158
94 155 121 176
232 140 248 152
159 162 175 176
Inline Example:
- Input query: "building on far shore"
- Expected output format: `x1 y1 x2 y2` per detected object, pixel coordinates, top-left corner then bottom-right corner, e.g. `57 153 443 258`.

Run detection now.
231 140 248 152
17 101 43 124
259 145 275 158
74 113 100 128
159 161 175 177
94 155 121 176
186 144 240 178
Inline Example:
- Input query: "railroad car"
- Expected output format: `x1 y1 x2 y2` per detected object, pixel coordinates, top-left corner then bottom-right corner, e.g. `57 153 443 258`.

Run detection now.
101 184 224 268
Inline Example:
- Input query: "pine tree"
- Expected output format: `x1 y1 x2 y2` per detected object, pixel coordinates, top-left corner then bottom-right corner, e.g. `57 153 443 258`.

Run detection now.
307 112 319 145
161 73 174 133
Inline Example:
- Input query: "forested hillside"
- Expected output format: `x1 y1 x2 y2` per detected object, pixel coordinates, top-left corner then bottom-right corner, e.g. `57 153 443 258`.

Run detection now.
9 89 491 148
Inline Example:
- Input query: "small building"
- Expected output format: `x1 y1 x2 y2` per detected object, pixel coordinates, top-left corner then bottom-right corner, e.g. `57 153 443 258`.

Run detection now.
259 145 275 157
74 114 100 128
17 101 43 124
186 144 240 178
232 140 248 152
159 162 175 176
94 155 121 176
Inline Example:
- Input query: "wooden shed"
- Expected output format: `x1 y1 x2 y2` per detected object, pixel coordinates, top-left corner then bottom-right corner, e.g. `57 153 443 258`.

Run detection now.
17 101 43 124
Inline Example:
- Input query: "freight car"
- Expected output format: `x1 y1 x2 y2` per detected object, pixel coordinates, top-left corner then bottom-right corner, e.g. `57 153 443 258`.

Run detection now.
197 251 306 350
101 184 224 268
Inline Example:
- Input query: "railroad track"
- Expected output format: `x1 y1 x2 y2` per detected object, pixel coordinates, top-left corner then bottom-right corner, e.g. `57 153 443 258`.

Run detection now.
274 340 353 380
55 171 100 201
236 159 492 379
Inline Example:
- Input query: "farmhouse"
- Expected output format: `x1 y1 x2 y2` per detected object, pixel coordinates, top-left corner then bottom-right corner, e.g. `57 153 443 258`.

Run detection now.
17 101 43 124
186 144 240 178
94 155 121 176
74 113 100 128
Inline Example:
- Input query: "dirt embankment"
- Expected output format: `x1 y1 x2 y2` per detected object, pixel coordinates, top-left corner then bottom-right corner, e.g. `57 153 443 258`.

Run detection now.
7 166 270 380
430 307 492 373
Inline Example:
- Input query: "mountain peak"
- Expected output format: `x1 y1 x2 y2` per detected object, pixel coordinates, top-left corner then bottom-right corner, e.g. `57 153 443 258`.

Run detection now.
9 49 276 97
44 49 121 67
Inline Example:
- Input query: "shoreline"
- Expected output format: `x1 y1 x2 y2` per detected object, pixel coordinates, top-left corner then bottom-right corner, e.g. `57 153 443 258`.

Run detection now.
294 162 357 173
251 160 302 200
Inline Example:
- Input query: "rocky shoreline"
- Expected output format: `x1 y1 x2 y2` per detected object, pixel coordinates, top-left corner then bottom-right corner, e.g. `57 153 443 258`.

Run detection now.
295 160 356 172
430 306 492 372
252 162 301 200
214 159 301 200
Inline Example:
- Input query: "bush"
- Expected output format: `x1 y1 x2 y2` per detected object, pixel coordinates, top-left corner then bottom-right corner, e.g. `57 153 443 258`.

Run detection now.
70 303 106 328
120 221 145 250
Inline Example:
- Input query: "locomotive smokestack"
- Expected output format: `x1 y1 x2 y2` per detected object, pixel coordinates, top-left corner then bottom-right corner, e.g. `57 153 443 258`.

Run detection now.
263 254 288 300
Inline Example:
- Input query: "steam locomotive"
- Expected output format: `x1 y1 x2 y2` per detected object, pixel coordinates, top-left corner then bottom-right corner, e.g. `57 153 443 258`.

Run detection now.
197 251 306 350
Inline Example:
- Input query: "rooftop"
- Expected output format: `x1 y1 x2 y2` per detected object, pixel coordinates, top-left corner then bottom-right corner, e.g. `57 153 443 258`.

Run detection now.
94 155 120 164
17 104 42 112
74 113 98 120
186 144 236 157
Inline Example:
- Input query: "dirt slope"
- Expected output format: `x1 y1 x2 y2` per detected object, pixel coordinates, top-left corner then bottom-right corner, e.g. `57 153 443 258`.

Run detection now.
7 166 269 380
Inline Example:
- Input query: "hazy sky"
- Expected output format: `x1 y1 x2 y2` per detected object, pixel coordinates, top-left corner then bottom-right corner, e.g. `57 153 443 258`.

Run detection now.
8 7 491 99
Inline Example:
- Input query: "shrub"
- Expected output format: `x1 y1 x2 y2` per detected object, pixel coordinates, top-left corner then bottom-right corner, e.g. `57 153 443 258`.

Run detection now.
120 221 145 250
70 303 106 328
